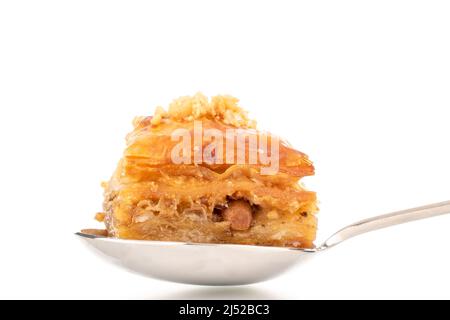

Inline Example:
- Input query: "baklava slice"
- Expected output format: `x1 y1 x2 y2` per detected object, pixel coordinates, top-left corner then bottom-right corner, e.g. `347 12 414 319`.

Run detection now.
97 93 318 248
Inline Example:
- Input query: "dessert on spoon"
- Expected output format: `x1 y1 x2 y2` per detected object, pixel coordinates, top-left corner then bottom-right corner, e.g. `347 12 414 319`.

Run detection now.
78 93 450 285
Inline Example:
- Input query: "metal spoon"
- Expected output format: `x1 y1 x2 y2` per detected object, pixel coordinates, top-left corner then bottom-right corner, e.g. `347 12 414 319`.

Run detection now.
76 200 450 286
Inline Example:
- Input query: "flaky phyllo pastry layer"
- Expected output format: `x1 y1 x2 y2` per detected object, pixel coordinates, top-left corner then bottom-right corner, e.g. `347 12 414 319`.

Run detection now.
95 93 318 248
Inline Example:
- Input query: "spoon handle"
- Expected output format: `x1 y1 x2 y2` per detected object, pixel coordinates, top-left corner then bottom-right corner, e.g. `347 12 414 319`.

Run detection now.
320 200 450 250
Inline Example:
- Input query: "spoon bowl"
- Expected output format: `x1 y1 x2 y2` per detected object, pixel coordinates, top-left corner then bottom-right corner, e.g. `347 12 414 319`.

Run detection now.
77 233 316 285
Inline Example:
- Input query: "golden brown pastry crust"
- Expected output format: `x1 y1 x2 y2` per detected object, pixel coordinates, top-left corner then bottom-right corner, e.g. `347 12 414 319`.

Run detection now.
98 94 318 248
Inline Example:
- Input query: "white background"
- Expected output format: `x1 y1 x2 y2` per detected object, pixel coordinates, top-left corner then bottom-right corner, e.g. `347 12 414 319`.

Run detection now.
1 0 450 300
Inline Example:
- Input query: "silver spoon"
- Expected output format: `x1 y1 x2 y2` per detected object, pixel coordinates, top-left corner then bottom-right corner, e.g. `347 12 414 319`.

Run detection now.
76 200 450 286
